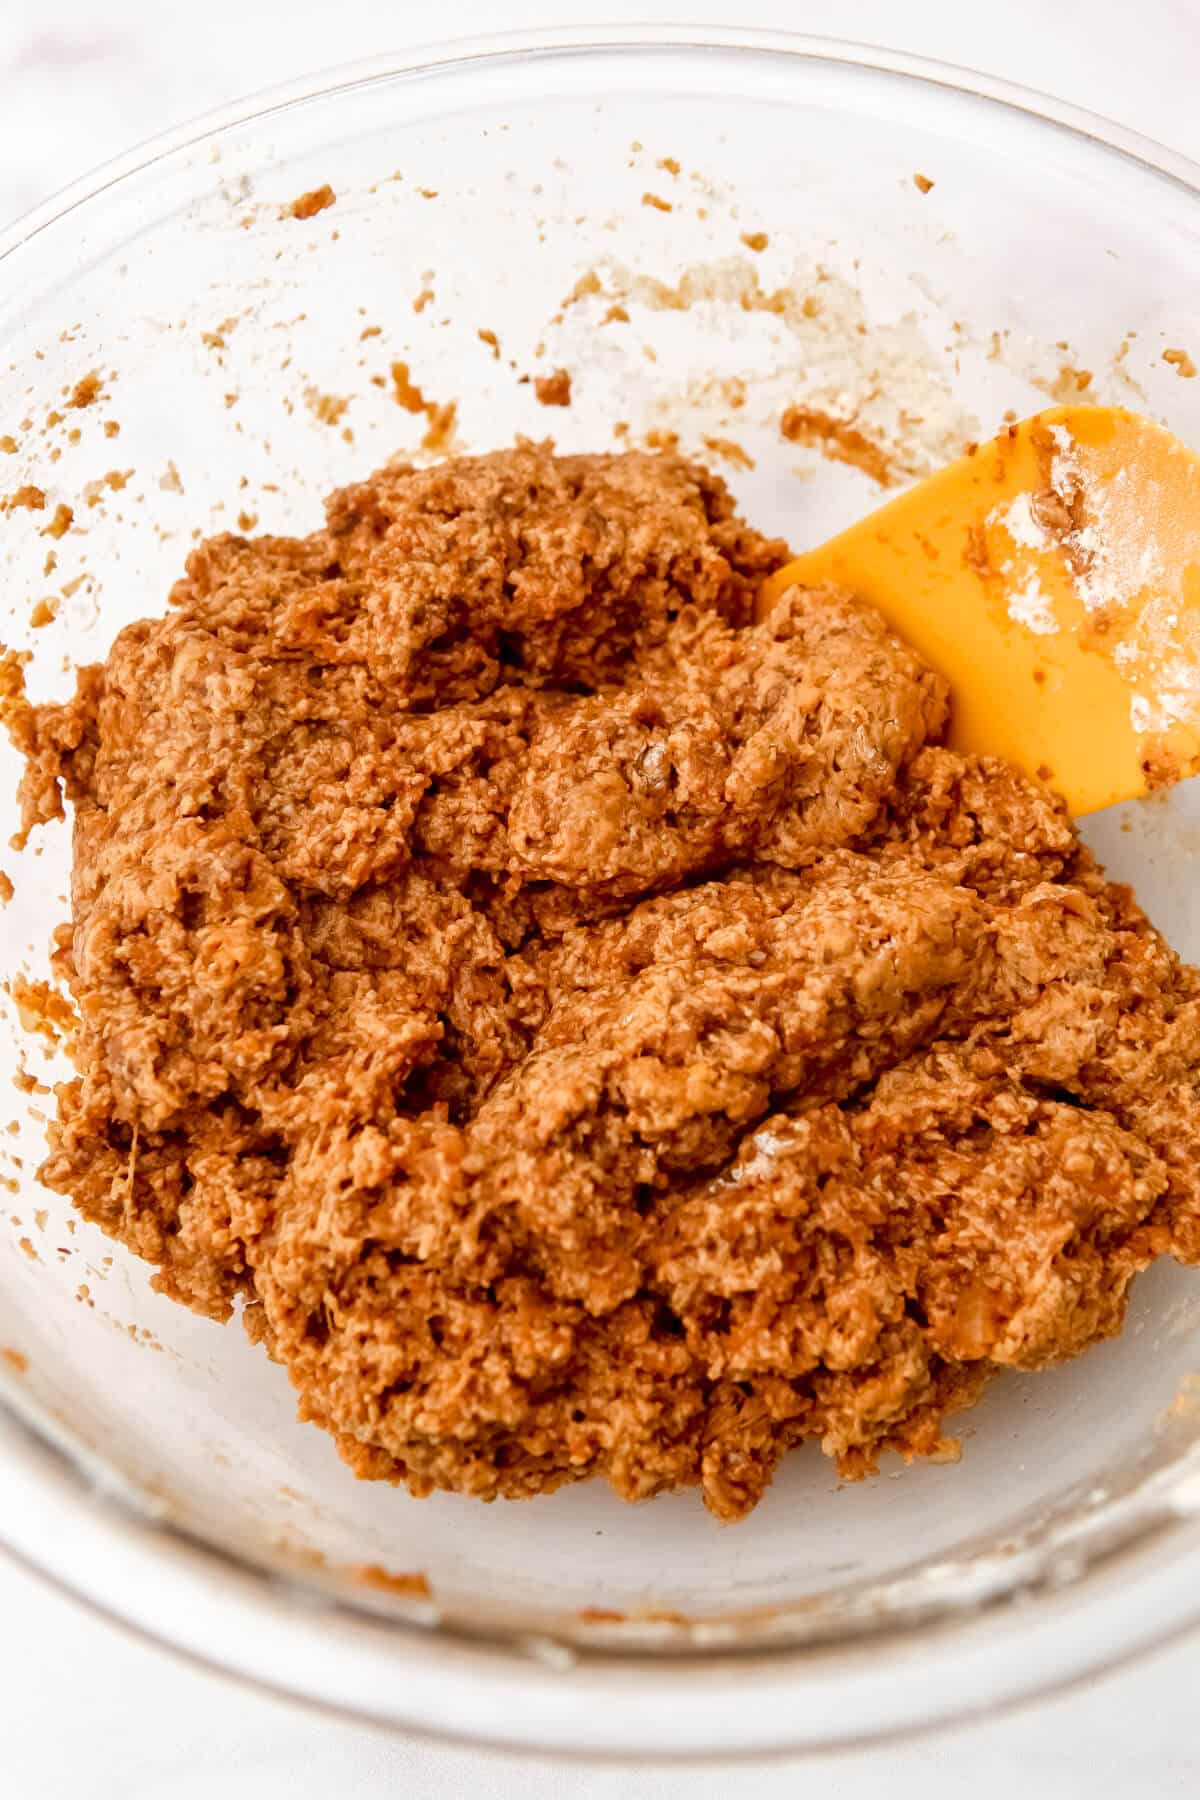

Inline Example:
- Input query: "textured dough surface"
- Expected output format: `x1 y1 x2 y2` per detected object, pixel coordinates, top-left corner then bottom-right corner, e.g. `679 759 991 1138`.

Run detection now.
13 443 1200 1521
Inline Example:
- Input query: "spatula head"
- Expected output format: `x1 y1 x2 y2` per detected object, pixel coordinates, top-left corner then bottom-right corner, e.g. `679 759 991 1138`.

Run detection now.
759 405 1200 816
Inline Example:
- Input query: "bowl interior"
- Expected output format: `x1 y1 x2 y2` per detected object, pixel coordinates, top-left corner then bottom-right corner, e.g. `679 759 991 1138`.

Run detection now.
5 36 1200 1675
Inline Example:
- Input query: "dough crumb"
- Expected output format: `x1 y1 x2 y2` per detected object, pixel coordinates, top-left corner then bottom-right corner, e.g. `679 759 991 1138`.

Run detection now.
534 368 572 407
286 184 336 220
3 485 45 513
781 405 903 488
304 387 351 427
702 434 754 469
67 372 103 409
354 1564 432 1598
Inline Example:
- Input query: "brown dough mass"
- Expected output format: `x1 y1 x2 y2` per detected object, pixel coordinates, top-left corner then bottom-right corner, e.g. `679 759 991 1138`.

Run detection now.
13 443 1200 1521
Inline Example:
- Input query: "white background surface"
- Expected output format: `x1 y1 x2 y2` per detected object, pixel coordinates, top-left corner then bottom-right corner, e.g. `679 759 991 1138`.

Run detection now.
2 1 1199 1794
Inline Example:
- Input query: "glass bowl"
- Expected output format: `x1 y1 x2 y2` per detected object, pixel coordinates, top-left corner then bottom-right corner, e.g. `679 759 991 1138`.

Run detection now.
4 24 1200 1761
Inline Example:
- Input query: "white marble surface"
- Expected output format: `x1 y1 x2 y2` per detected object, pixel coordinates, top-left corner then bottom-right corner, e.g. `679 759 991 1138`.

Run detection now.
2 1 1200 1794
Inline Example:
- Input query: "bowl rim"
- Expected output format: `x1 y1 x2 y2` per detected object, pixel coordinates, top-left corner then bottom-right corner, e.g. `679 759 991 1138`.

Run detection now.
4 20 1200 267
4 21 1200 1761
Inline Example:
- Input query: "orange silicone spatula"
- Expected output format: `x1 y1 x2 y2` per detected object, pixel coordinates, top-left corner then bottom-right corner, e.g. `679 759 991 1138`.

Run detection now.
758 404 1200 816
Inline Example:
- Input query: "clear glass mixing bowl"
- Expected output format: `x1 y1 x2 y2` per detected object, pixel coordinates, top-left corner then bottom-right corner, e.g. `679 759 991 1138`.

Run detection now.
4 25 1200 1761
